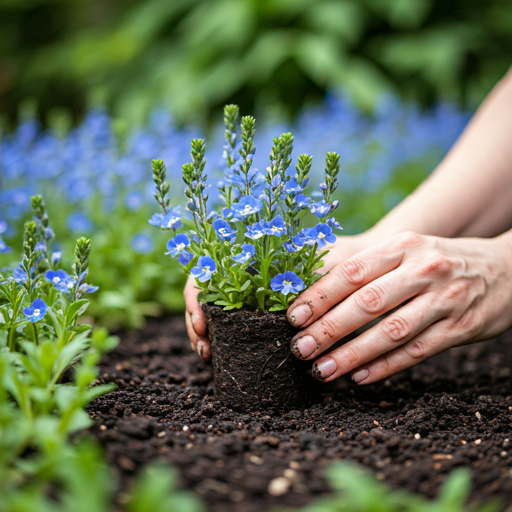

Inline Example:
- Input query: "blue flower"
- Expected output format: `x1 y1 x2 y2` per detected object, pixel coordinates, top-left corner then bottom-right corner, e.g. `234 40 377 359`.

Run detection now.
35 241 47 252
0 221 6 234
131 233 154 254
44 226 55 240
68 212 93 233
45 269 75 293
284 178 303 195
294 194 311 209
190 256 216 283
78 283 99 294
301 223 337 248
149 206 182 230
23 298 48 323
309 200 331 218
213 218 237 242
232 244 255 265
262 215 287 237
0 238 12 254
327 217 343 231
51 251 62 265
231 195 263 218
221 208 234 220
245 222 265 240
178 249 193 266
166 233 190 258
125 190 144 211
13 265 28 283
270 272 305 296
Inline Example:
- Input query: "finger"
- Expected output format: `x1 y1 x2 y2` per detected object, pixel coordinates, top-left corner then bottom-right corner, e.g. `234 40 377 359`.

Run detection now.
185 310 211 361
287 233 420 328
184 277 208 337
291 263 427 360
308 293 447 381
350 320 452 385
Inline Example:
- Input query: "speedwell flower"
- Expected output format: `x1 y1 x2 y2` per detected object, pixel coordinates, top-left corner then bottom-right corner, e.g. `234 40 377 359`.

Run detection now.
309 200 331 218
301 223 337 248
149 206 182 230
231 195 263 219
262 215 287 237
78 283 99 294
0 238 12 254
178 249 193 266
13 265 28 283
284 178 303 195
45 269 75 293
270 271 305 296
166 233 190 258
232 244 255 265
327 217 343 230
190 256 216 283
23 298 48 323
213 218 237 243
245 222 265 240
294 193 311 210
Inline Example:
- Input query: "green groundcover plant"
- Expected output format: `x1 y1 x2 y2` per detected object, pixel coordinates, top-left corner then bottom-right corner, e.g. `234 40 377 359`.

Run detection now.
0 196 203 512
151 104 343 311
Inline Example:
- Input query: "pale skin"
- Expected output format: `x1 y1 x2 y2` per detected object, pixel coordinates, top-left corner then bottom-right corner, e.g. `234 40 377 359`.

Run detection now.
185 68 512 383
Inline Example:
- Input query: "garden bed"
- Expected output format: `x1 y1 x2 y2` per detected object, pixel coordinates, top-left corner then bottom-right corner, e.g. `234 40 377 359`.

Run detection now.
89 317 512 511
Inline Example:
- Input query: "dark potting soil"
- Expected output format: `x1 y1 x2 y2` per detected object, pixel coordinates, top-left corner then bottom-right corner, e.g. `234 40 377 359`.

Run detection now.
89 316 512 512
201 304 318 412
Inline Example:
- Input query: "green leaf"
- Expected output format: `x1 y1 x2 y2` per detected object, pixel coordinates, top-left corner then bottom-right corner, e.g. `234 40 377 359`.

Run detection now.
65 299 90 326
269 305 286 311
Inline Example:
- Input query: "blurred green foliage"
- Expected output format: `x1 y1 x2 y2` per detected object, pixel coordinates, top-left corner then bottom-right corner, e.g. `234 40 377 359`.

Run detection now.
1 0 510 125
278 463 501 512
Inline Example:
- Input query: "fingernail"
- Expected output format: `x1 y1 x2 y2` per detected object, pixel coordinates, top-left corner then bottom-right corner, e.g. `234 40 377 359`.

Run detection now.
352 368 370 384
289 304 312 327
197 339 207 360
291 335 318 359
312 358 337 381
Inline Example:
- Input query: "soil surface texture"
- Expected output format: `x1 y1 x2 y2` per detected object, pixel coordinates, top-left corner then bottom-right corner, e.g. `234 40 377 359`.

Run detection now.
89 317 512 512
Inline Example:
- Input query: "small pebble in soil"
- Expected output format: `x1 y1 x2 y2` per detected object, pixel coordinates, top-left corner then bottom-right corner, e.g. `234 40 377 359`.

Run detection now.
414 433 421 440
268 477 290 497
475 411 482 420
100 425 107 431
475 439 482 445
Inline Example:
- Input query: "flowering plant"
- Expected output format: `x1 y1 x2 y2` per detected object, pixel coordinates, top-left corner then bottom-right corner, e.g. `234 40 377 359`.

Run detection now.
150 105 342 311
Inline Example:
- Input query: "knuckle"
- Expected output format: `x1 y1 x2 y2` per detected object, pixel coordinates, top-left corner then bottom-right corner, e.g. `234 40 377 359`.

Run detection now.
344 345 359 366
339 258 366 286
404 338 429 359
320 316 338 339
382 315 411 342
394 231 423 250
375 356 391 376
356 285 385 314
444 280 470 301
457 310 484 338
417 252 451 277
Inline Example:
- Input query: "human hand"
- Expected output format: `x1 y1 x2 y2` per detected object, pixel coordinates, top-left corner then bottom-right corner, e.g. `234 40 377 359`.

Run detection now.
184 232 375 360
184 275 210 360
287 232 512 384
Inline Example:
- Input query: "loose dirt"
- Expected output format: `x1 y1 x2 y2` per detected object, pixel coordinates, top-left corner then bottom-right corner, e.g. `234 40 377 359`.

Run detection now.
89 317 512 511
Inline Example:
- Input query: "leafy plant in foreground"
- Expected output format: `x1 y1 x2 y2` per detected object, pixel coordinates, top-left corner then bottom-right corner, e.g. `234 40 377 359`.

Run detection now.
150 104 343 311
0 196 204 512
278 462 501 512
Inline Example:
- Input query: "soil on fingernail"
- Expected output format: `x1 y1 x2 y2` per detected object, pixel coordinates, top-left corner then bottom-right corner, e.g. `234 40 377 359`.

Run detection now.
89 317 512 512
310 363 325 381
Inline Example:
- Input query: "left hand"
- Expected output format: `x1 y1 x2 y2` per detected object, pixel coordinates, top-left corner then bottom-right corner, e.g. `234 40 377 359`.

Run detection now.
286 231 512 384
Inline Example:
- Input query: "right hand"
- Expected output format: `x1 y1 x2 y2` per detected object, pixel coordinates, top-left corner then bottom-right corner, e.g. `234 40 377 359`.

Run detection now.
184 232 377 360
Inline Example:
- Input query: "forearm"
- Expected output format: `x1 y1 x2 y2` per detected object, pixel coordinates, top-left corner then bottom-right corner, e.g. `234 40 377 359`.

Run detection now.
369 68 512 241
